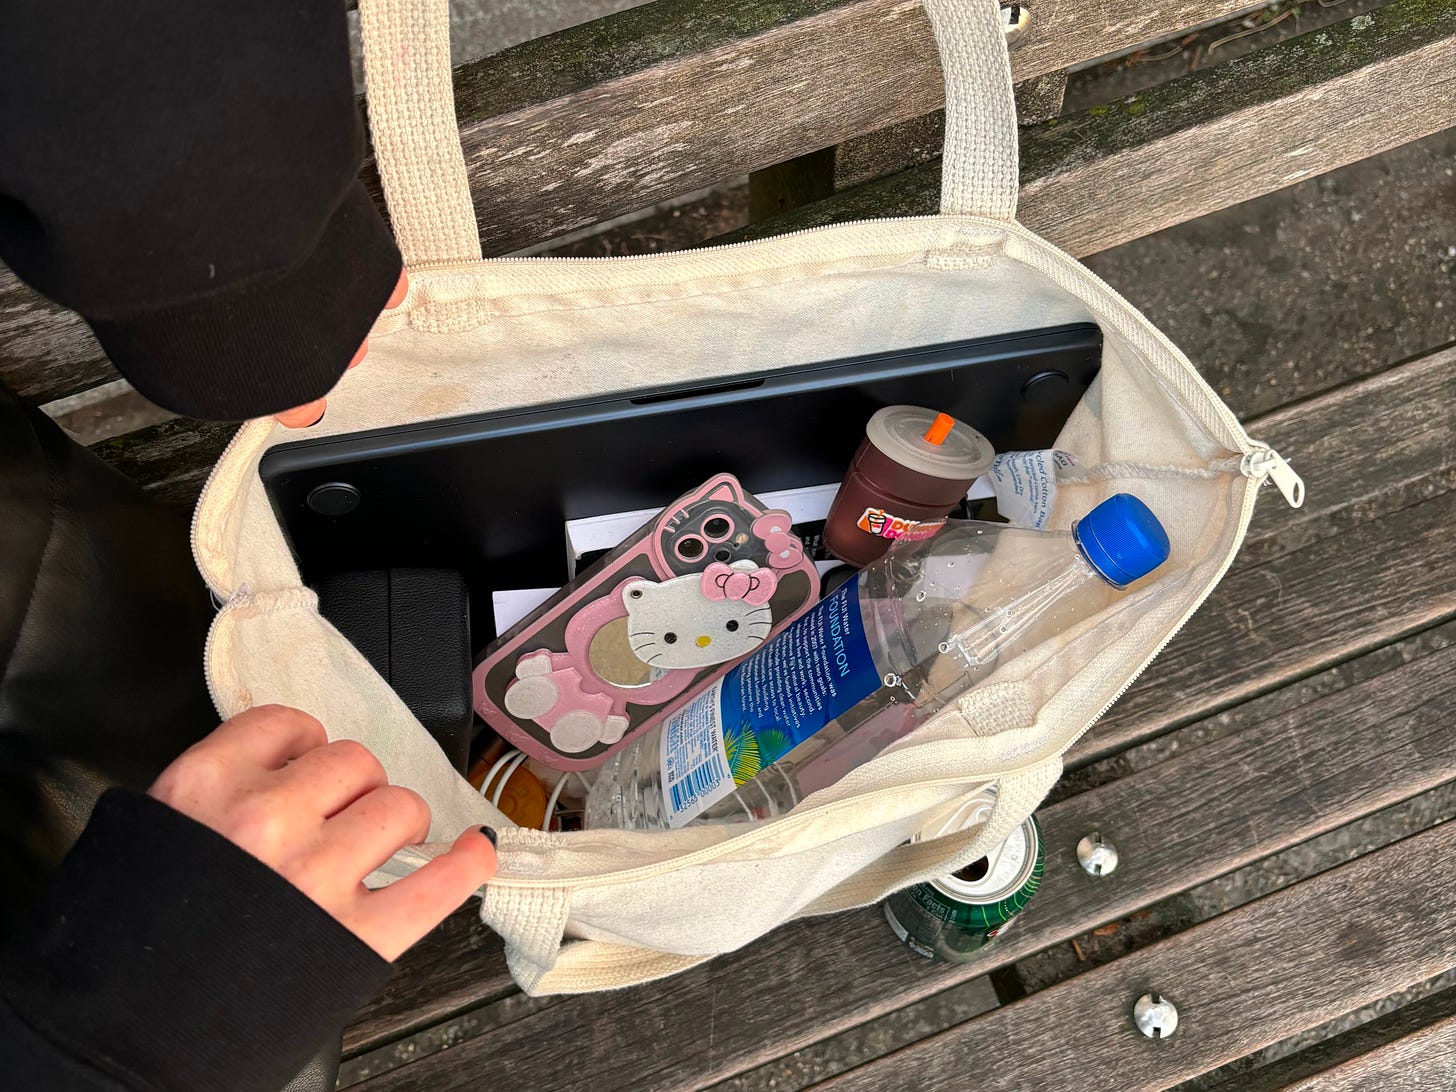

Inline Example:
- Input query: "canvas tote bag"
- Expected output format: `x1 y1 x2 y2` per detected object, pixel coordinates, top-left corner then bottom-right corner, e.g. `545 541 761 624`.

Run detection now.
191 0 1304 995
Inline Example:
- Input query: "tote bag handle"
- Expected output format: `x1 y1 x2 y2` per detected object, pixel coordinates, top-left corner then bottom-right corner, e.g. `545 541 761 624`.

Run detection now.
357 0 483 266
355 0 1021 266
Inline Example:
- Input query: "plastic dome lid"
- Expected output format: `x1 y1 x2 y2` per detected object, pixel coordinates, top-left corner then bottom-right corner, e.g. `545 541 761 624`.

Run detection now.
864 406 995 482
1073 493 1171 588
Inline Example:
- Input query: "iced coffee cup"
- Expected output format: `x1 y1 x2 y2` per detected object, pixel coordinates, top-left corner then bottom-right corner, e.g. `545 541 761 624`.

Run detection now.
824 407 994 567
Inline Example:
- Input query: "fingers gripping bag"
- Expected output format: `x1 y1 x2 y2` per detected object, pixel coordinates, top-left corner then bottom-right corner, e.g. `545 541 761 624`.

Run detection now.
191 0 1305 994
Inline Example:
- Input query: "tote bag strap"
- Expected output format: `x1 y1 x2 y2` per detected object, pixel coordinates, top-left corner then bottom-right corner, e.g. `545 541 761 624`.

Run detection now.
923 0 1021 221
356 0 482 265
355 0 1019 266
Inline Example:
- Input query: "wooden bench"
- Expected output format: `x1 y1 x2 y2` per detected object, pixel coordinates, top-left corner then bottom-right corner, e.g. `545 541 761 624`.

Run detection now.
4 1 1452 1087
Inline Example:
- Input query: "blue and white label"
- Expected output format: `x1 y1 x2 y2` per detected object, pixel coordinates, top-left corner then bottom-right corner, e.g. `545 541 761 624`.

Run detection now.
661 577 881 826
659 681 733 824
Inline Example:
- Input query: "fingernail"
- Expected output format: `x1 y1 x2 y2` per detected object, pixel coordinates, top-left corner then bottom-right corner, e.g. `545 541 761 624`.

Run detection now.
275 399 327 428
387 270 409 310
478 825 498 848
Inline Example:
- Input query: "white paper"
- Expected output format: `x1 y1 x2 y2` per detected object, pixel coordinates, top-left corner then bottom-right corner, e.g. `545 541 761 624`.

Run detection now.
986 450 1078 529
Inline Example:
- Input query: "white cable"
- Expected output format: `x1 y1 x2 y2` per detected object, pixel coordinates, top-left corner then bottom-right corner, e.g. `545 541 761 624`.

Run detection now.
542 769 596 832
492 751 530 808
478 749 522 801
542 774 571 831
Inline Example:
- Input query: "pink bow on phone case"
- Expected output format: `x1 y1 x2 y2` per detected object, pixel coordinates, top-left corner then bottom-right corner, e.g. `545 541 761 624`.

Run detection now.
701 562 778 605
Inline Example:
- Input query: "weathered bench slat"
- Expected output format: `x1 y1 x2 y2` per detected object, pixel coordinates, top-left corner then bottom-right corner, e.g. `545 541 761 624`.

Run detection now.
348 629 1456 1090
87 418 237 509
6 2 1438 408
815 818 1456 1092
1077 488 1454 766
722 0 1456 259
343 906 511 1055
1222 986 1456 1091
0 282 100 406
340 346 1453 1060
441 0 1266 257
1222 345 1456 553
1280 1012 1456 1092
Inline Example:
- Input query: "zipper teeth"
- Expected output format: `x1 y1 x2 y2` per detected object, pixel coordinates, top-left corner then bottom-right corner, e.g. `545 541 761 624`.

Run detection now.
190 419 275 602
200 602 229 713
996 225 1251 455
407 216 911 269
189 420 266 598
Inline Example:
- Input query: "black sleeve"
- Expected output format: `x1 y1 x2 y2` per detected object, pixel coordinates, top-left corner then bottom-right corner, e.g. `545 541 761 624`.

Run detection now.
0 1 403 421
0 790 391 1091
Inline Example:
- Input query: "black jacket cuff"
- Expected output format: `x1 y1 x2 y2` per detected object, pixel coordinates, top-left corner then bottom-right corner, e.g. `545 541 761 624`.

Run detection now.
0 789 390 1091
88 181 402 421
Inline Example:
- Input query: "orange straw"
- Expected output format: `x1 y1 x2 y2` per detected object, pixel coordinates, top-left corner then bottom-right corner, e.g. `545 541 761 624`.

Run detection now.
923 412 956 445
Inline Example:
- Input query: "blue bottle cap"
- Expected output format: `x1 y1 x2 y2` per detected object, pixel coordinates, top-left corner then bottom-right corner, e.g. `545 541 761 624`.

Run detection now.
1073 494 1171 588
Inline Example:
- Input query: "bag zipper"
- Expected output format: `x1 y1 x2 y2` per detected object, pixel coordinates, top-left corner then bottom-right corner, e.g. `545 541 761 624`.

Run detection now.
189 418 272 599
1242 445 1306 508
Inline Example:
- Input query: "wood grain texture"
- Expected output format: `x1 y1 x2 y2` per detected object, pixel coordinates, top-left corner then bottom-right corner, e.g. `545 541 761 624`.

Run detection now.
87 418 237 508
720 0 1456 256
1280 1012 1456 1092
1220 986 1456 1091
344 906 512 1056
1231 346 1456 551
0 270 109 404
350 637 1456 1091
1019 0 1456 258
444 0 1264 256
0 0 1285 405
1013 69 1069 125
818 819 1456 1092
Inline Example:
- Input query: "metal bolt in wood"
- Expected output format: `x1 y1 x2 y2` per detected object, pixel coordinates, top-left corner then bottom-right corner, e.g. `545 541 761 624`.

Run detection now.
1134 994 1179 1039
1000 3 1032 45
1077 832 1119 877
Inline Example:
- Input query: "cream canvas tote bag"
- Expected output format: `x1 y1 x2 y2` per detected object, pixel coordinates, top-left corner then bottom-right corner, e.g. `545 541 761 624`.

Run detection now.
191 0 1304 994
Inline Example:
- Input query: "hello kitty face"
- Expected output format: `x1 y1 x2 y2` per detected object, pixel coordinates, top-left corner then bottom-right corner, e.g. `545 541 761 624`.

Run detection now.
654 477 761 577
623 562 777 670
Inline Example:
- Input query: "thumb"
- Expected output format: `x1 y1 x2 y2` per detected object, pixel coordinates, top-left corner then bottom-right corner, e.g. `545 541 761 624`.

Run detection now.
363 827 498 960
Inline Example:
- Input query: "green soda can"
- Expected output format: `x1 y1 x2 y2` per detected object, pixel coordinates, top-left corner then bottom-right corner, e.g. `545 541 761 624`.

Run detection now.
884 792 1044 963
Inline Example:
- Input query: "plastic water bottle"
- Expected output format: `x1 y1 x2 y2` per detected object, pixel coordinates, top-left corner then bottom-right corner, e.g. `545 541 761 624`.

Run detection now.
584 493 1170 830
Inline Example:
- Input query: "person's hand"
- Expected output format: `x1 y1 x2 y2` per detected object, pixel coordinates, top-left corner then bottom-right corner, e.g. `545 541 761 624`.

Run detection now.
275 270 410 428
148 703 495 961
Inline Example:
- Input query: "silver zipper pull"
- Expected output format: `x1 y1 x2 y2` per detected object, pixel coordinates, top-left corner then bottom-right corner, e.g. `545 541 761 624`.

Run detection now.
1242 447 1305 508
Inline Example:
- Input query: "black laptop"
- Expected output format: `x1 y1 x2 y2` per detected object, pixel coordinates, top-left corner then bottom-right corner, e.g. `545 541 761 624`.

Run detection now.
260 322 1101 642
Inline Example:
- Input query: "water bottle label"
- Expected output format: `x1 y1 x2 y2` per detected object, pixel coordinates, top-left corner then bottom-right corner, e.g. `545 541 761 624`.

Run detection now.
662 576 881 826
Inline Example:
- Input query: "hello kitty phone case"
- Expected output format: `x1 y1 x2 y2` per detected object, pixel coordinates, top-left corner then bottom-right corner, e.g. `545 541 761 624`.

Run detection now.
474 474 820 769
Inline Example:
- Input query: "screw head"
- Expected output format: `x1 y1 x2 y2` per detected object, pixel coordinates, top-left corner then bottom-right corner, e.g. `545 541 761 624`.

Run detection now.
1133 994 1179 1039
1000 3 1032 45
1077 832 1120 877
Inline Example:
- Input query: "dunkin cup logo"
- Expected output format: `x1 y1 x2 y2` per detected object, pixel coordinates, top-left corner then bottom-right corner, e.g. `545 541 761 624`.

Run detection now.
857 507 946 542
